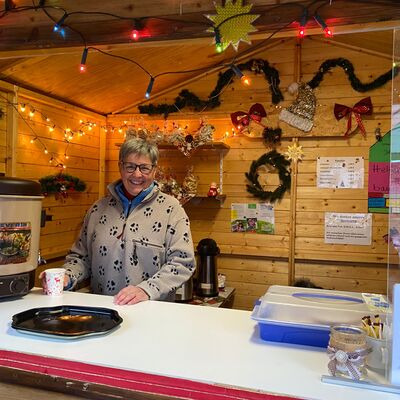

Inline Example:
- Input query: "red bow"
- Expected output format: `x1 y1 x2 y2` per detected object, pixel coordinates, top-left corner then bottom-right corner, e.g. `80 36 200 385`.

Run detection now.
230 103 267 130
334 97 373 137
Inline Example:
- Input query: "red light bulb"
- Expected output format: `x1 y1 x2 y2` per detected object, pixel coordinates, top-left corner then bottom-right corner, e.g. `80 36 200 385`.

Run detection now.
324 27 333 37
79 64 86 73
131 29 139 40
298 26 306 38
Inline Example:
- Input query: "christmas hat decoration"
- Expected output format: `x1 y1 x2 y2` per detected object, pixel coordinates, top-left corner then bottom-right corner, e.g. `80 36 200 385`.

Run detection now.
279 82 316 132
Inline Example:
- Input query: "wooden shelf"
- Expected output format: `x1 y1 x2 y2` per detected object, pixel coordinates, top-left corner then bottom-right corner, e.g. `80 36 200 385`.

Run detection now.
189 194 226 205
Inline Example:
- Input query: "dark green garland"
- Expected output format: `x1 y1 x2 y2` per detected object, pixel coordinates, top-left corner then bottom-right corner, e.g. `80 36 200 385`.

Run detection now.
39 173 86 196
139 59 284 117
307 57 399 91
245 150 291 203
263 127 282 146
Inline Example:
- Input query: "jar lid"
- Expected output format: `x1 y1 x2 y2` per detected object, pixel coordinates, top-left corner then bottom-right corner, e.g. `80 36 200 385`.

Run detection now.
0 177 42 196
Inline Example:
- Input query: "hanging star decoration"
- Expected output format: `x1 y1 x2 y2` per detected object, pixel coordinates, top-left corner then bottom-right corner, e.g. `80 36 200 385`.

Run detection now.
206 0 259 52
285 143 304 163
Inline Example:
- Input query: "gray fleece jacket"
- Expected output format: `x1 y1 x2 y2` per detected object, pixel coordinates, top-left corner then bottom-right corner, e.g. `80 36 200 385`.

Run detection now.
63 180 195 300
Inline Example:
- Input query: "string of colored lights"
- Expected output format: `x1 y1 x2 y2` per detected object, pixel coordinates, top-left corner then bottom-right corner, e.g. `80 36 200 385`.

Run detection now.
0 0 339 101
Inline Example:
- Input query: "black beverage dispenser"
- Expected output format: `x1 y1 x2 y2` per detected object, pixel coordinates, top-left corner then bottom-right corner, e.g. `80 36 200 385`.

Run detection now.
196 238 219 297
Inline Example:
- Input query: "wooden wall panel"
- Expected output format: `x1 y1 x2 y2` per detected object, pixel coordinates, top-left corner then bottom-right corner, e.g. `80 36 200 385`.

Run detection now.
13 92 105 259
108 35 395 310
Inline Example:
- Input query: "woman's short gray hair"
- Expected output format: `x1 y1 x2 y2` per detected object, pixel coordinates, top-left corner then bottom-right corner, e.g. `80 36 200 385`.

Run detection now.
119 138 159 165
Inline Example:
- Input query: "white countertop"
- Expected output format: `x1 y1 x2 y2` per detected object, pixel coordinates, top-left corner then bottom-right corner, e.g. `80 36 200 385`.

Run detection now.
0 289 397 400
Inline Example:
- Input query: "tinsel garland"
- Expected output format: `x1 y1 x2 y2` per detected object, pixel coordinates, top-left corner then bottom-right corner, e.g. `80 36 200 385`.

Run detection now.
39 173 86 198
307 57 399 91
139 59 284 117
245 150 291 203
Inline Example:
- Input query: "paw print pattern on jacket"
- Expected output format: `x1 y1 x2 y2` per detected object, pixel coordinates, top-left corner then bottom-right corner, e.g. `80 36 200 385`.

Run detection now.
183 232 190 243
90 205 98 214
99 245 108 256
109 226 118 236
92 232 97 242
125 276 131 286
119 212 125 221
113 259 123 272
141 272 150 280
108 198 117 207
148 281 160 291
152 221 162 232
97 282 103 293
98 265 105 276
106 280 116 292
120 241 125 250
82 226 88 238
184 218 190 226
178 251 188 258
166 205 173 214
99 215 107 224
129 222 139 233
152 255 160 268
140 237 150 246
168 287 177 296
144 207 153 217
168 226 176 235
130 253 139 266
170 266 179 275
156 195 166 204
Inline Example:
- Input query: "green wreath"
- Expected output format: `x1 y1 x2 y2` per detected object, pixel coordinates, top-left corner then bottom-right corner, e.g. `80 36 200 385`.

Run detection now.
245 150 291 203
39 173 86 198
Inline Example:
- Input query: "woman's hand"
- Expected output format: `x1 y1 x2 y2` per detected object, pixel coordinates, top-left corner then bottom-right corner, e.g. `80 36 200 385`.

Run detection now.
39 270 70 292
114 286 149 305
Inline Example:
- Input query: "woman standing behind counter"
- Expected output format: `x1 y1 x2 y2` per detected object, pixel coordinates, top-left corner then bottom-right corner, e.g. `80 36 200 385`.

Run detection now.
41 138 196 305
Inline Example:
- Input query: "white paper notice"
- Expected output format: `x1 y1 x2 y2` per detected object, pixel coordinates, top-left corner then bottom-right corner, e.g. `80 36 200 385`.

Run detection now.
317 157 364 188
325 213 372 245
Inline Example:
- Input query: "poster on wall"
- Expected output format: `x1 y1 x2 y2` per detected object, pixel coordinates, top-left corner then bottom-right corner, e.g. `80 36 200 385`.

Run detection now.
368 130 390 213
324 213 372 245
231 203 274 234
317 157 364 188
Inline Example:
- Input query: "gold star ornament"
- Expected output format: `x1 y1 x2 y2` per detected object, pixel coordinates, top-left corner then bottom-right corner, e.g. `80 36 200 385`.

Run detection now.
285 143 304 162
206 0 259 52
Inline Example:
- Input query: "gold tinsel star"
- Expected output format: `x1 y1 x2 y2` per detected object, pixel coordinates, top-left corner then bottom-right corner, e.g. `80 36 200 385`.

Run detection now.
285 143 304 162
206 0 259 52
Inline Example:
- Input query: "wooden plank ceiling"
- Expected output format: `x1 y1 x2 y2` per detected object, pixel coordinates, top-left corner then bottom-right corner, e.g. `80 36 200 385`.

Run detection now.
0 0 399 115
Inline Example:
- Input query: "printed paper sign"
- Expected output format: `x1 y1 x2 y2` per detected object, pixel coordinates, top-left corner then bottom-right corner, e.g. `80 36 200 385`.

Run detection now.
231 203 274 234
325 213 372 245
317 157 364 188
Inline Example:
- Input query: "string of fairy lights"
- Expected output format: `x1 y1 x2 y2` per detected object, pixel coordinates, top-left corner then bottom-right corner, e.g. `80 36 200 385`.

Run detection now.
0 94 97 169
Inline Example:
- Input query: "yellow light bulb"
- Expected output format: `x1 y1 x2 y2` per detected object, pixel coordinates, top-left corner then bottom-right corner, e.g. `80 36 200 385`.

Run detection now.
241 75 251 86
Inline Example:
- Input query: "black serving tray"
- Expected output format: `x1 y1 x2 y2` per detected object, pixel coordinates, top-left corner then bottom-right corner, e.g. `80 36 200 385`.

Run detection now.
12 305 123 339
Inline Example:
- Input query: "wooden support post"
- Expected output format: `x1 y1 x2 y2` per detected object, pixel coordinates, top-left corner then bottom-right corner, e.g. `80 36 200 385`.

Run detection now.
287 38 302 286
98 126 106 198
5 86 18 177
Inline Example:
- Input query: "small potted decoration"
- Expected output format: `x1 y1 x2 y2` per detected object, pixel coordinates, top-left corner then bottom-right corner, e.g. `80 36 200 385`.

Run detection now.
39 173 86 199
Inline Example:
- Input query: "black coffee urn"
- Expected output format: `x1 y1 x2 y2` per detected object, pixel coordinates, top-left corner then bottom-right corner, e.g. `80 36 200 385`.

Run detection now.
196 238 219 297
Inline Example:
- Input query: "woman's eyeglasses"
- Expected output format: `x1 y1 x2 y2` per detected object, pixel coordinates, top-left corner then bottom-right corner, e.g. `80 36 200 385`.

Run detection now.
120 162 155 174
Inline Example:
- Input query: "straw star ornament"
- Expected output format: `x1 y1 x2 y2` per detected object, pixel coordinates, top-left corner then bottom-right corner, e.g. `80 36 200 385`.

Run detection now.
285 143 304 162
206 0 259 51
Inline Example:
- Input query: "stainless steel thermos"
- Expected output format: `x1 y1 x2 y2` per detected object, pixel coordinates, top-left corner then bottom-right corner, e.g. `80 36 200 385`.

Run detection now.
196 238 219 297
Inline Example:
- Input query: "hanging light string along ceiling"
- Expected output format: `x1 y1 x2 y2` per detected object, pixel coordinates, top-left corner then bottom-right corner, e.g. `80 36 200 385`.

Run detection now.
0 0 350 100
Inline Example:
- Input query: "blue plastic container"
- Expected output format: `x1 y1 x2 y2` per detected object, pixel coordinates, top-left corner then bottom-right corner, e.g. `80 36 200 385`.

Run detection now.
251 285 373 348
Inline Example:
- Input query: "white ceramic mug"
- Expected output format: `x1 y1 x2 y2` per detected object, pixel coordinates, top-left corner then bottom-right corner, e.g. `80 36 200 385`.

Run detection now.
43 268 66 296
366 336 390 371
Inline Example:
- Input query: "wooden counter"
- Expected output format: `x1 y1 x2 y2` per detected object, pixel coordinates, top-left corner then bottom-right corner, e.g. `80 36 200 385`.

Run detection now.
0 289 397 400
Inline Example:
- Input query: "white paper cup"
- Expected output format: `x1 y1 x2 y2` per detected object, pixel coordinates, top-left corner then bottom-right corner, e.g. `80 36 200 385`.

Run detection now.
44 268 65 296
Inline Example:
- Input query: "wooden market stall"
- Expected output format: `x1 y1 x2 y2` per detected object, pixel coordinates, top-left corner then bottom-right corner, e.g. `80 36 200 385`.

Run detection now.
0 1 399 312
